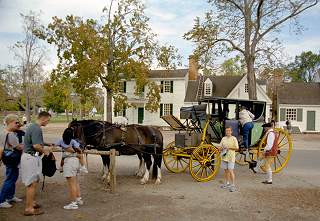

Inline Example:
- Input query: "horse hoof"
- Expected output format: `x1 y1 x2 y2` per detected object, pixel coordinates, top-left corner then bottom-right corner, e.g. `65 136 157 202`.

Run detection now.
155 179 161 185
140 179 147 185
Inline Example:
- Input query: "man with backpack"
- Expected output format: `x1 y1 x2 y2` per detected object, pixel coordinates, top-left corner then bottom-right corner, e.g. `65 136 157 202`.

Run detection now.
20 111 54 216
260 122 278 184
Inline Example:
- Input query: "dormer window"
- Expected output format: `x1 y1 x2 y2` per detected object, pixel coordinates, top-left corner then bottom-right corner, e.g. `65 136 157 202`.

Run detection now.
204 78 212 97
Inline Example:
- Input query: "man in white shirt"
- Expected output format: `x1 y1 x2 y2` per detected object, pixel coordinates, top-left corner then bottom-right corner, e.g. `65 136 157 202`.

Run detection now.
260 122 276 184
239 106 255 160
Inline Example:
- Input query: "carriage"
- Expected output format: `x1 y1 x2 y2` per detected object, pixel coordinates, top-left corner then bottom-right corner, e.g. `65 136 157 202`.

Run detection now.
161 97 293 182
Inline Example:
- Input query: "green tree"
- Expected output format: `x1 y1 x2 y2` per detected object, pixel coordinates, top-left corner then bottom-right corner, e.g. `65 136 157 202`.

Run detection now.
287 51 320 82
184 0 318 100
37 0 181 122
221 55 245 76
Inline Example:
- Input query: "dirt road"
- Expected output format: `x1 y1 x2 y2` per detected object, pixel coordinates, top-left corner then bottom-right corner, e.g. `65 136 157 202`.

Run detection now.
0 124 319 221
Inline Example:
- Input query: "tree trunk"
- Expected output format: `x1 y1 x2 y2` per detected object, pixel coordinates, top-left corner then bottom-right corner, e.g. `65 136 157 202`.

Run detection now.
66 109 70 122
25 91 31 122
107 89 112 123
246 57 257 100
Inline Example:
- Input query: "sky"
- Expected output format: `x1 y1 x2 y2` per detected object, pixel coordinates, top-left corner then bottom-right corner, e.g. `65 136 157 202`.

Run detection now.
0 0 320 71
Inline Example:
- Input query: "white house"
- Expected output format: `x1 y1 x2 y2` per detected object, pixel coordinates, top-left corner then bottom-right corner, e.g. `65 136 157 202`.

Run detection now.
277 82 320 132
184 74 272 121
113 69 189 126
113 57 272 126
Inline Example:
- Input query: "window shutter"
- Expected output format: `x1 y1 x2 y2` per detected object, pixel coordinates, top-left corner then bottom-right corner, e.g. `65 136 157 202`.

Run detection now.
280 108 286 121
170 104 173 115
123 81 126 93
297 108 303 122
160 81 163 93
160 104 163 117
170 81 173 93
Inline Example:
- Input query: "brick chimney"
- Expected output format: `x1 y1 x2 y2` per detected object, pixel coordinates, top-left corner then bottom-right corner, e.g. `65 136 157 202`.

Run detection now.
188 55 198 81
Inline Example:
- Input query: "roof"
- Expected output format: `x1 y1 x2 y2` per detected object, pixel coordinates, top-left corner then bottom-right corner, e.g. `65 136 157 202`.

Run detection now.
277 82 320 105
148 69 188 79
185 75 243 102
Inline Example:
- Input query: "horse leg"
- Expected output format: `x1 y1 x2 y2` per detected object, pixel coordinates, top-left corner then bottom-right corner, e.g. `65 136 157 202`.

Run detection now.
153 154 162 185
135 153 145 177
101 155 110 183
140 154 152 185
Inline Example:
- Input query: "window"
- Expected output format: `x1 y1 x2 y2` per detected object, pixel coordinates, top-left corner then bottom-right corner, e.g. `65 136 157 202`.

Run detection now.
286 108 297 121
118 81 126 93
161 81 173 93
204 78 212 97
204 83 212 96
160 103 173 117
164 81 171 93
245 83 248 93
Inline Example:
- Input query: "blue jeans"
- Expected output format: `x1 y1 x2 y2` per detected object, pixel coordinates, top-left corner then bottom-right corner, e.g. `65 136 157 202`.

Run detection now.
0 166 19 203
243 122 254 149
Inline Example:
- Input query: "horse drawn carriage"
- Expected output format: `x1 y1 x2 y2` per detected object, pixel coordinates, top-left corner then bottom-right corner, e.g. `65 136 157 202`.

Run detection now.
161 97 293 182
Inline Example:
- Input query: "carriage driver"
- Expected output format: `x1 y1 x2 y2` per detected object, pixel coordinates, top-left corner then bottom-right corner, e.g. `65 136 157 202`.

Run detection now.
259 122 276 184
239 106 255 160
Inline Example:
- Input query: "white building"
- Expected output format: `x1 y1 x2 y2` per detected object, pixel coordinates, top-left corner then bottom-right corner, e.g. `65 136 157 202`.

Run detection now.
277 82 320 132
113 57 272 126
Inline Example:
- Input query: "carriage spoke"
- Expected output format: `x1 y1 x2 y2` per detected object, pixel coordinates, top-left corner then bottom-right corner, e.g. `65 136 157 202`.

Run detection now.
204 167 208 178
278 135 286 146
278 142 288 149
194 165 202 176
179 160 185 169
181 158 188 164
276 156 283 167
279 153 287 160
192 163 201 169
200 167 205 178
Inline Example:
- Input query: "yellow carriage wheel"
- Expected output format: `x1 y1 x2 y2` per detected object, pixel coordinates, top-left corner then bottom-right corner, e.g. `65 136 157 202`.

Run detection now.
258 128 293 173
163 141 189 173
189 144 221 182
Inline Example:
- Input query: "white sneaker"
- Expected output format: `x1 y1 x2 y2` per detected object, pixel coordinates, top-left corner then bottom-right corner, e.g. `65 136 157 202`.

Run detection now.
220 183 231 189
63 201 78 210
0 201 13 208
79 166 88 174
9 196 23 203
76 197 84 206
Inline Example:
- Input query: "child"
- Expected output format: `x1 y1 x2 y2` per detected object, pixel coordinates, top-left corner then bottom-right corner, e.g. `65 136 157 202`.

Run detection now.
219 126 239 192
55 128 88 174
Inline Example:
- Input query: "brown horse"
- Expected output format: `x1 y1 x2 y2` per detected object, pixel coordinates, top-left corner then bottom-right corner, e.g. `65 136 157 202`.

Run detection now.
68 120 163 184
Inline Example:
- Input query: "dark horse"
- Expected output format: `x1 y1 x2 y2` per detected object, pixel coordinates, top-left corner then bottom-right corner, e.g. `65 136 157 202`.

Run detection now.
68 120 163 184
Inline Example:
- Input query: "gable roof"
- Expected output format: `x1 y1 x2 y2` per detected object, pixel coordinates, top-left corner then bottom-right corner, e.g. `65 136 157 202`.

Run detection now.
184 75 268 103
148 69 188 79
185 75 243 102
277 82 320 105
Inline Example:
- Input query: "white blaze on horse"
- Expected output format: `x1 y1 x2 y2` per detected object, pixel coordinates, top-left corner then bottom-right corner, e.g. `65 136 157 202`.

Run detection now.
69 120 163 185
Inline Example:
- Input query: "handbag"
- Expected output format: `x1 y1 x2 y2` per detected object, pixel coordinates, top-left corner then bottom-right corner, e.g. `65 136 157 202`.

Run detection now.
2 133 22 167
42 152 57 191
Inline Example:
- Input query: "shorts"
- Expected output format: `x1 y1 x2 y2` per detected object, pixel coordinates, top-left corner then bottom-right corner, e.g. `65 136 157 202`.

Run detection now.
221 160 235 170
20 153 42 186
63 157 80 177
